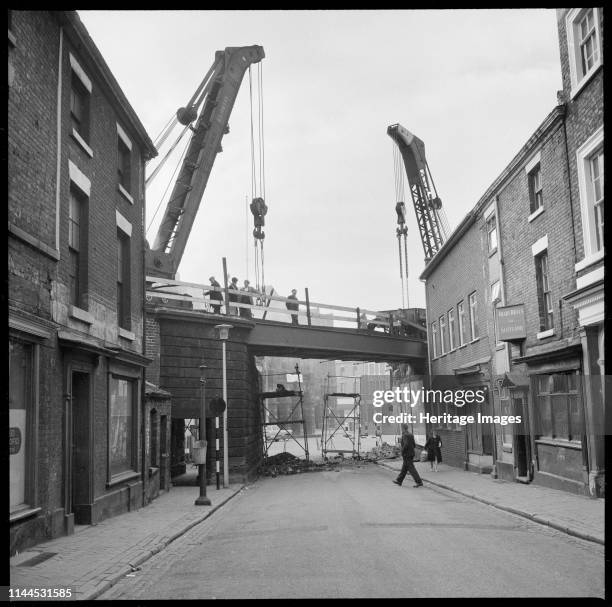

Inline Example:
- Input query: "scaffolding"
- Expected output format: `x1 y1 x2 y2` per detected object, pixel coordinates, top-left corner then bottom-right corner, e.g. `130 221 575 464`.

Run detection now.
258 363 309 462
321 375 362 459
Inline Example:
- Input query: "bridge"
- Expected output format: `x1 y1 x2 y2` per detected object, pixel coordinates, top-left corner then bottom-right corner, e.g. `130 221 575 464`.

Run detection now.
144 276 428 482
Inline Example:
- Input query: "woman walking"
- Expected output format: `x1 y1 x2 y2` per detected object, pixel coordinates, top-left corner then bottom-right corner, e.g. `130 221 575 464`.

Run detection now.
424 430 443 472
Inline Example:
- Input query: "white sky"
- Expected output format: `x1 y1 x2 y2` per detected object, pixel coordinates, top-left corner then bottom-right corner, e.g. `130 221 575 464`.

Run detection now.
79 9 562 313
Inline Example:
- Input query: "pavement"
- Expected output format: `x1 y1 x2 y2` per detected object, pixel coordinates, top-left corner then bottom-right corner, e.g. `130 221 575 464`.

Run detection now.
9 460 604 600
376 458 604 546
9 472 243 601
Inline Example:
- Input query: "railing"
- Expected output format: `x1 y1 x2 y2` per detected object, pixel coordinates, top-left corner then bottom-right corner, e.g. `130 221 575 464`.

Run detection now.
145 275 404 333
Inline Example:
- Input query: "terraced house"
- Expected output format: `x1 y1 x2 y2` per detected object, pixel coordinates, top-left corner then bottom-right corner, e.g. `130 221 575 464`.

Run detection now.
9 10 159 555
421 7 603 497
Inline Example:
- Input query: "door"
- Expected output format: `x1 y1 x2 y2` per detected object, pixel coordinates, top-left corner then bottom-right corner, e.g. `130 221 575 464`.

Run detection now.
512 391 531 480
71 371 92 524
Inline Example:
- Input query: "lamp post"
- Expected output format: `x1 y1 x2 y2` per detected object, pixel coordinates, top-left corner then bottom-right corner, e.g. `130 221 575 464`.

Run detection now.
214 324 232 488
194 364 211 506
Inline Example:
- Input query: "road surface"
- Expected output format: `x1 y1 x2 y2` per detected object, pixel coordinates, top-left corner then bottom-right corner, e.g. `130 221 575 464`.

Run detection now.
99 463 604 599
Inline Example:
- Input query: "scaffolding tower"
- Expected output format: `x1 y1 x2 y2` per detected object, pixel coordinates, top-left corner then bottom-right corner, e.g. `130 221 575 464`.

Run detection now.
321 375 362 459
258 363 309 462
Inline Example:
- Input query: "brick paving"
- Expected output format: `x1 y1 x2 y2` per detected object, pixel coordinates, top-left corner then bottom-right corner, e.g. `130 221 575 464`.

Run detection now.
9 461 604 601
377 459 604 545
9 484 243 601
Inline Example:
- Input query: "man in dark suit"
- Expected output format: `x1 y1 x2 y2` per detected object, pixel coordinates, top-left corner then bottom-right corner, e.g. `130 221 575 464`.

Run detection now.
393 423 423 488
205 276 223 314
286 289 299 325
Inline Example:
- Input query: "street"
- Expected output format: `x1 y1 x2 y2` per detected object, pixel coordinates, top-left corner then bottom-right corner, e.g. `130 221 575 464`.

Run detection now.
98 463 604 599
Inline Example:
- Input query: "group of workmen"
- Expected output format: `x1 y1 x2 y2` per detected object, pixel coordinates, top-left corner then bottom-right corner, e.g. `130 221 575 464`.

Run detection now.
205 276 300 324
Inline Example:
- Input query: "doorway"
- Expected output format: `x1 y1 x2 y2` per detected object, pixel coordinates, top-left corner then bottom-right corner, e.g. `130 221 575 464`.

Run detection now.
71 371 92 524
512 391 531 481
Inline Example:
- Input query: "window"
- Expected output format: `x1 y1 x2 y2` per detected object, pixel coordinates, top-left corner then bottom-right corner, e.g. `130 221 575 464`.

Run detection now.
117 230 131 329
109 376 137 477
68 186 88 308
447 308 456 351
117 138 131 193
486 214 497 253
10 339 35 514
439 315 448 355
576 128 604 260
565 8 602 97
528 164 543 214
589 149 604 252
490 281 501 304
431 321 439 358
535 373 582 441
535 251 553 331
457 301 467 346
70 72 90 143
468 292 479 340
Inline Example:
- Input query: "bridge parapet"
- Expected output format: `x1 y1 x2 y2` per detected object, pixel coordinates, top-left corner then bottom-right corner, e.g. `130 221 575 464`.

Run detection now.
146 276 426 338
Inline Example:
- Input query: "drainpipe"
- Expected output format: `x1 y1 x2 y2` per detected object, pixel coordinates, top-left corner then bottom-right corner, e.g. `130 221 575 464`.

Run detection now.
55 26 63 254
140 155 147 506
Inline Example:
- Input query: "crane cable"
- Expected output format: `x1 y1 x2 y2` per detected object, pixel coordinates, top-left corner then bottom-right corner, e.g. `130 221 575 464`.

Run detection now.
392 141 408 309
248 63 266 294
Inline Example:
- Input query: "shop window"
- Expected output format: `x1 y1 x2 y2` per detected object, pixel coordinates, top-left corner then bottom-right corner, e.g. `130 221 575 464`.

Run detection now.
9 339 36 515
468 292 479 340
535 251 553 331
565 8 602 98
535 372 582 441
499 389 513 447
109 376 137 478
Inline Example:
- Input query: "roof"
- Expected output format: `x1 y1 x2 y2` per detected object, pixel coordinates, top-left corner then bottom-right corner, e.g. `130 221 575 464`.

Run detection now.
420 104 566 281
59 11 157 159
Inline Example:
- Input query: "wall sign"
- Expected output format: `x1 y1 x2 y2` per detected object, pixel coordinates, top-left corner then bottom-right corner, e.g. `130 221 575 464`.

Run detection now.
496 304 527 341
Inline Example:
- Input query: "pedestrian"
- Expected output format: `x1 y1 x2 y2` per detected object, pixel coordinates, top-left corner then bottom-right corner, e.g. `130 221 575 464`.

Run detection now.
286 289 299 325
375 424 383 447
205 276 223 314
393 423 423 488
228 276 240 316
424 429 443 472
240 279 254 319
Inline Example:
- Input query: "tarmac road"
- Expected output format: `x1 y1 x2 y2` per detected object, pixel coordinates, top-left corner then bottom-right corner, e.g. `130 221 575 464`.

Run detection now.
98 463 604 599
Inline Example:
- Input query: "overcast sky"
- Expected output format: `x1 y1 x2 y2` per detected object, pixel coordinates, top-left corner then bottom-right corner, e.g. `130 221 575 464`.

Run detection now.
79 9 562 314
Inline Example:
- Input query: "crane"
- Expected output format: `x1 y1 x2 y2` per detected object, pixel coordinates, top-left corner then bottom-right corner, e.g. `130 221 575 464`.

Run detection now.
387 123 449 263
146 45 265 280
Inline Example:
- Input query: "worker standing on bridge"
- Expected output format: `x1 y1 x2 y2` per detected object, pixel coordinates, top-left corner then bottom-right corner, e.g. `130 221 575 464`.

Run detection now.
205 276 223 314
228 276 240 316
286 289 299 325
240 279 255 319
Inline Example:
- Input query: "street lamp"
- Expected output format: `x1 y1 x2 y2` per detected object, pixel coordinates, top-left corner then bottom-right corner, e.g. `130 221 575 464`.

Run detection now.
194 364 211 506
214 324 233 488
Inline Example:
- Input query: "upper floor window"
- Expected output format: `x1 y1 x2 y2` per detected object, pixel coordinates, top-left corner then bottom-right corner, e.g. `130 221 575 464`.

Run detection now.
565 8 602 98
69 54 92 146
117 124 133 199
439 315 448 355
447 308 456 351
535 251 553 332
528 164 543 214
457 300 467 346
431 321 439 358
486 214 497 253
68 186 88 308
468 292 479 340
117 229 131 329
576 127 604 260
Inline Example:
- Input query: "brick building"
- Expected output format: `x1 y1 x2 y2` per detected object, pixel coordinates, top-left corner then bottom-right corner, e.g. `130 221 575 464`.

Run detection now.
419 7 603 496
9 11 157 554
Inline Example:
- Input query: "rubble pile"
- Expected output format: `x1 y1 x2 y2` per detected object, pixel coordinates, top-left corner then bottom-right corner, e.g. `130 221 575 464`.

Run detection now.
364 442 401 461
259 452 336 477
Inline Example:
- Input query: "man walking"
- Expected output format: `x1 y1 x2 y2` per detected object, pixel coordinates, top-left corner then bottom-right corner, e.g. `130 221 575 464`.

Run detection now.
205 276 223 314
393 423 423 488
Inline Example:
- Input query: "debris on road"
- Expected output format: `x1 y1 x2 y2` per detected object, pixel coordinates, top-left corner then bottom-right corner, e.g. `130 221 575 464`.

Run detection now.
259 452 373 477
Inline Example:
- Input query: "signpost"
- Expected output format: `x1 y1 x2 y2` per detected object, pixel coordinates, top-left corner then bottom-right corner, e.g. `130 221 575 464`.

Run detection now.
496 304 527 342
